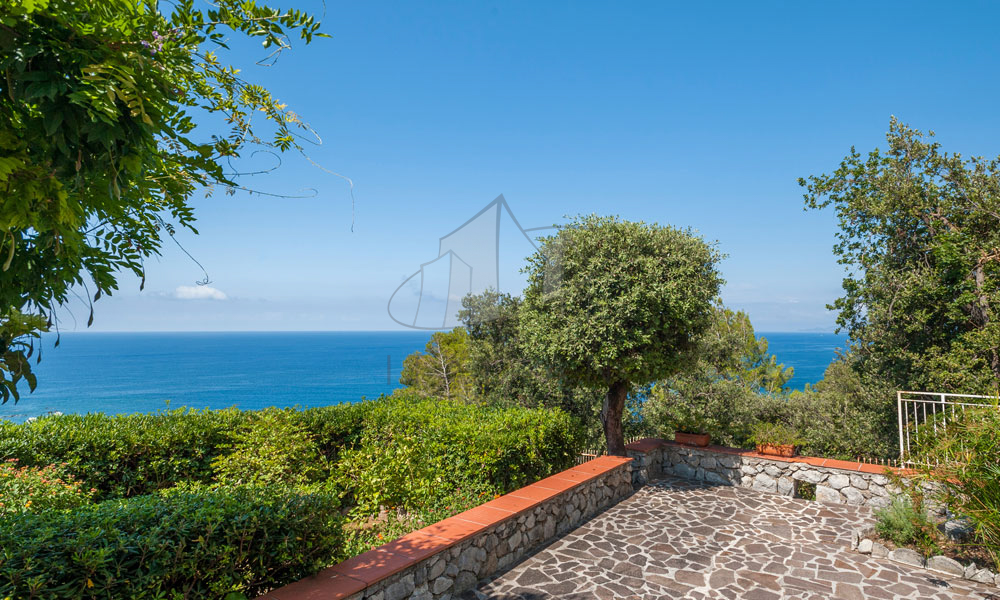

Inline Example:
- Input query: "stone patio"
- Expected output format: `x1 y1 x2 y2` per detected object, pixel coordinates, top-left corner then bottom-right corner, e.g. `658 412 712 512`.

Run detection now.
464 477 999 600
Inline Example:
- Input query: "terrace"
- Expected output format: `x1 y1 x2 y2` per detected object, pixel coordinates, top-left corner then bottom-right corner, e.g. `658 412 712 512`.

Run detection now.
261 440 1000 600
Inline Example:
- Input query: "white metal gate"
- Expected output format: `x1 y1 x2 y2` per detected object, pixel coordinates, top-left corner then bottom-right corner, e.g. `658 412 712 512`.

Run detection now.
897 391 999 464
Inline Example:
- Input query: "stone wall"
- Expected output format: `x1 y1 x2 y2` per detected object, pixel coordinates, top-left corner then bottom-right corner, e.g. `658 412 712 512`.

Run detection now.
657 441 899 508
259 456 635 600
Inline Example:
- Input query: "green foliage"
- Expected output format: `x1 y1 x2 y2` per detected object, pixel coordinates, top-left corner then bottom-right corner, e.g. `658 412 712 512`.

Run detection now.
875 496 941 556
0 408 245 498
914 406 1000 569
0 0 326 401
0 309 46 403
520 214 723 453
802 118 1000 393
458 290 604 443
786 356 897 459
400 328 474 402
643 303 792 444
749 422 804 447
212 409 326 487
334 392 582 515
0 484 343 600
0 459 94 516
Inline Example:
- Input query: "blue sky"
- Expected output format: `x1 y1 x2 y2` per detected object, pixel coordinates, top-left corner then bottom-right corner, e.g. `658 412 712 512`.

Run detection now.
78 1 1000 333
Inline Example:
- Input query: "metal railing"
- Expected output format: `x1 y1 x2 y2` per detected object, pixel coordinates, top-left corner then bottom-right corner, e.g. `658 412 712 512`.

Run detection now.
897 391 1000 465
574 436 644 464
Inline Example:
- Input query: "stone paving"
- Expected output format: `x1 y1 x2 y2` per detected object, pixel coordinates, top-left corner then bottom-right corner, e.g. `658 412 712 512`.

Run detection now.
464 477 999 600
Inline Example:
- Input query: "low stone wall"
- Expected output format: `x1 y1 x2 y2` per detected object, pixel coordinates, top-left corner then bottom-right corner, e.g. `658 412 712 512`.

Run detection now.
652 439 900 508
258 456 635 600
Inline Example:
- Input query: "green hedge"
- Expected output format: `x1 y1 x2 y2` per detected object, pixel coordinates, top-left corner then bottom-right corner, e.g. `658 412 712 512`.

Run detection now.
334 394 582 513
0 404 372 499
0 485 342 600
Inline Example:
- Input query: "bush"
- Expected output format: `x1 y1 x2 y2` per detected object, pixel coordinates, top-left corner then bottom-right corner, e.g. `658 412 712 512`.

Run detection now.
0 404 373 499
334 393 582 514
875 496 940 556
0 459 94 516
749 422 804 447
914 406 1000 570
0 485 343 600
212 409 326 487
0 408 247 499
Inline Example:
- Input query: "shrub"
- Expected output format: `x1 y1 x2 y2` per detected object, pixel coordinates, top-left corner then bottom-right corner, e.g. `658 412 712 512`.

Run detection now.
0 459 94 516
914 406 1000 570
0 404 372 499
875 496 941 556
334 393 581 514
0 408 247 499
750 422 804 447
0 485 343 600
212 409 325 487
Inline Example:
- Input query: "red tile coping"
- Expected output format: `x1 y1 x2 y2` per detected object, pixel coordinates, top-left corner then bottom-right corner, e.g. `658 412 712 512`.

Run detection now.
624 437 901 475
257 456 633 600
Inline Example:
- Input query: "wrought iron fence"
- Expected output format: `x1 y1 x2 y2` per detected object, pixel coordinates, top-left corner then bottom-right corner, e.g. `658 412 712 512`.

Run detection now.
897 391 1000 465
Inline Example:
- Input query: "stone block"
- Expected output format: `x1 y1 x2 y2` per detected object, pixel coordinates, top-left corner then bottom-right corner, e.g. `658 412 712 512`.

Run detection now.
827 473 850 490
752 472 777 493
849 475 868 490
857 539 873 554
777 477 795 496
926 555 965 576
842 486 865 506
871 542 889 558
815 485 842 504
888 548 925 568
971 568 996 584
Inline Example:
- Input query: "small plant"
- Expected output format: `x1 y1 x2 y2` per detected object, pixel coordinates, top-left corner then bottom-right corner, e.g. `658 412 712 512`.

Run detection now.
673 411 710 435
0 459 94 516
795 481 816 501
875 496 941 556
212 409 326 487
749 422 804 447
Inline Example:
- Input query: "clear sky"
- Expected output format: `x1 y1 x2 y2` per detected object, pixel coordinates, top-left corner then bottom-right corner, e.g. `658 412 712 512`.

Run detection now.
76 1 1000 333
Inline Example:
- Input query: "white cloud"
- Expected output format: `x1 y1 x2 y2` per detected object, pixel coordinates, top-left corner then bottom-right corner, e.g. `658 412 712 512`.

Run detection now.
174 285 228 300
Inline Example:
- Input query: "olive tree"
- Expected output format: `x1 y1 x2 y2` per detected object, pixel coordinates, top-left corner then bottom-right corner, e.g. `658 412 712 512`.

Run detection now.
519 215 723 455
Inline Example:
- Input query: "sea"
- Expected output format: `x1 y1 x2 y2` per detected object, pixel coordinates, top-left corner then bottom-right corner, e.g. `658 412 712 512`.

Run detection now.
0 331 848 422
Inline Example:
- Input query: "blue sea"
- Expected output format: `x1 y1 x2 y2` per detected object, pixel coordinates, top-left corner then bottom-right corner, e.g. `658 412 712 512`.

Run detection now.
0 331 847 422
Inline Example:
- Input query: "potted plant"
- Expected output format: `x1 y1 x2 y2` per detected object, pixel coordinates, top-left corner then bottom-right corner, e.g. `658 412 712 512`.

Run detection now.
673 413 711 447
750 422 803 457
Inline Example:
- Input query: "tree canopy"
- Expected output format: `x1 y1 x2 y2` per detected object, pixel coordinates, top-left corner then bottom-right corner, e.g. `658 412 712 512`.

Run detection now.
519 215 723 454
0 0 326 401
802 118 1000 393
399 328 474 402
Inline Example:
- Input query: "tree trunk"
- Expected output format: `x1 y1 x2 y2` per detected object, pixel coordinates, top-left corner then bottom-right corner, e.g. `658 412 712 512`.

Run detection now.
602 380 628 456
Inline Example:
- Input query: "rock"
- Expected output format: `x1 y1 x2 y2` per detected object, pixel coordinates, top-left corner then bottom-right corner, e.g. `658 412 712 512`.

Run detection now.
940 518 974 542
815 485 842 504
385 575 415 600
926 555 965 576
842 486 866 506
963 563 978 579
849 475 869 490
432 577 453 594
764 465 782 477
454 570 478 592
888 548 925 568
777 477 795 496
674 463 697 479
871 542 889 558
752 472 777 493
827 473 851 490
793 469 826 484
970 568 995 584
858 539 873 554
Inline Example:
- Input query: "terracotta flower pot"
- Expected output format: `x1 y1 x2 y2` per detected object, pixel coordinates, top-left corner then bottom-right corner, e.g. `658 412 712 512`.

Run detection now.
756 443 796 457
675 432 710 447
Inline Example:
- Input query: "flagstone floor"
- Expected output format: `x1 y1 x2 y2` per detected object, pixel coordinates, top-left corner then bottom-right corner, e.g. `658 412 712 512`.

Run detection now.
464 477 999 600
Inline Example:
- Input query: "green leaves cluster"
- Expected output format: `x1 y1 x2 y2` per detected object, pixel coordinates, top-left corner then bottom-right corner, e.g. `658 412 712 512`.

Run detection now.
802 118 1000 393
0 0 326 401
0 485 343 599
399 328 474 402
